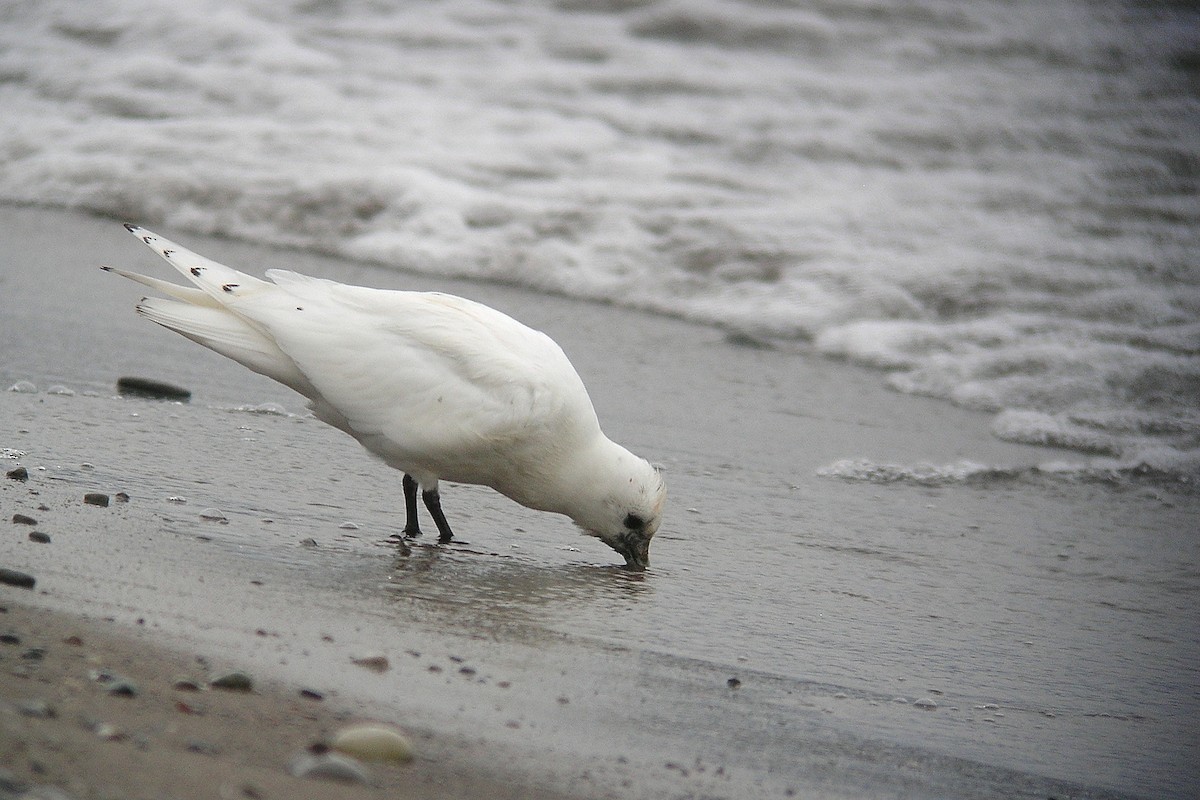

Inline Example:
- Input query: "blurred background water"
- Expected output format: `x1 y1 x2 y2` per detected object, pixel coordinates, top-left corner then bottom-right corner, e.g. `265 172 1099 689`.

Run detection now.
2 0 1198 478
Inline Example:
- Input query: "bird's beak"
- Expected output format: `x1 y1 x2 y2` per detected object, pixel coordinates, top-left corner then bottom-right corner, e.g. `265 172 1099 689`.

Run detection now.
622 538 650 572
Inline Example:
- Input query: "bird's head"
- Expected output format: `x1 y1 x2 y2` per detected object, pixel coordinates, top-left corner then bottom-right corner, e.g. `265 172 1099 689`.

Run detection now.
578 454 666 571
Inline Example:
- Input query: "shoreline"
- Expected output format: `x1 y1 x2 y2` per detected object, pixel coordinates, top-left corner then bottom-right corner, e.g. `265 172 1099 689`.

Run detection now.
0 601 578 800
2 204 1193 799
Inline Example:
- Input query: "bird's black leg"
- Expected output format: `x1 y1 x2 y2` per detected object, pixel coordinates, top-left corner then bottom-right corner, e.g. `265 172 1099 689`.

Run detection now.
402 474 422 538
421 488 455 544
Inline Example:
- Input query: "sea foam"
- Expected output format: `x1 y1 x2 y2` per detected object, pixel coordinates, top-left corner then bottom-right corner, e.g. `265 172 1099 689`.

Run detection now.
2 0 1197 475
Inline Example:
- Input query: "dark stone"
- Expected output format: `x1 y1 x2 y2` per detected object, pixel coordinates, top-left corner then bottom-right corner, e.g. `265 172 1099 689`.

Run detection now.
210 672 253 692
0 568 36 589
12 514 37 526
29 531 51 544
117 376 192 401
83 493 110 507
5 467 28 482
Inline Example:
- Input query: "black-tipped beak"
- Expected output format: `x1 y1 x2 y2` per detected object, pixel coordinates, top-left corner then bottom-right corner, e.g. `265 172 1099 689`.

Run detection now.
622 539 650 572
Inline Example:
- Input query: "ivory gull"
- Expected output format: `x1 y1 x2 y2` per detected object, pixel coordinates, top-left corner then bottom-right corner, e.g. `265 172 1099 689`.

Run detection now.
104 225 665 569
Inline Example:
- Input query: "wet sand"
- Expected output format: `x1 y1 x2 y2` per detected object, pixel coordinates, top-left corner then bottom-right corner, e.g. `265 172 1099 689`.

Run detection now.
2 205 1196 799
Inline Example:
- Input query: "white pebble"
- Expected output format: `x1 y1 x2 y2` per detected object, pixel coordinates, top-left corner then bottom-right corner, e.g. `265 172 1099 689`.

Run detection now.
7 381 37 394
199 507 227 521
288 751 371 784
330 724 414 764
913 697 938 710
338 521 360 530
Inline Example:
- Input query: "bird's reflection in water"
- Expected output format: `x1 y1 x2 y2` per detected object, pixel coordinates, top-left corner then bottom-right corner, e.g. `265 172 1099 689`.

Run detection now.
385 542 650 635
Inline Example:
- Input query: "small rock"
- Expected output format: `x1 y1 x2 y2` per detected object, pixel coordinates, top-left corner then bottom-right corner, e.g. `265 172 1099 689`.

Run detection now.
12 514 37 526
913 697 938 711
330 724 414 764
7 381 37 394
62 635 83 646
116 376 192 401
173 678 203 692
114 492 130 503
0 633 20 645
29 531 51 544
93 722 125 741
15 698 56 718
726 677 742 689
210 672 253 692
199 508 227 522
0 768 28 796
83 493 110 507
21 647 46 661
299 688 325 701
338 521 360 530
89 668 137 697
300 538 319 547
5 467 29 481
0 568 36 589
287 751 371 784
351 655 390 673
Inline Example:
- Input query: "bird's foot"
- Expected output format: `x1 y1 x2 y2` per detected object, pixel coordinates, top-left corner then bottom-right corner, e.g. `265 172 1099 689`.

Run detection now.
402 525 422 539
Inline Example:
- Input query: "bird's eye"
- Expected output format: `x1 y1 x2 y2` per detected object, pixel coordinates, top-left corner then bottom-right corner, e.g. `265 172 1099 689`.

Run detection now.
623 513 644 531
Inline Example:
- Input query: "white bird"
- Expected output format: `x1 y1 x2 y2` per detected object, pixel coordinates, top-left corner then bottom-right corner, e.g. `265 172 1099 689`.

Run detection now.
104 225 665 569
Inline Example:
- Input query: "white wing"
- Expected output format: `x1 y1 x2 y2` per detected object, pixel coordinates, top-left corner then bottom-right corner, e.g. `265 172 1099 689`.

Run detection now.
112 227 599 486
228 271 600 482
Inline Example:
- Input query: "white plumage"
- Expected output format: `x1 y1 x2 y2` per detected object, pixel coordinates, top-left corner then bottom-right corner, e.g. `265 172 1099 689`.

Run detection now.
105 225 664 569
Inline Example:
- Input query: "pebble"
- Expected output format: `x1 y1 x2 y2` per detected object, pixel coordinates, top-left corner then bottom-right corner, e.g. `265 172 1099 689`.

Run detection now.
29 531 51 544
199 508 227 522
338 521 360 530
12 514 37 526
210 671 254 692
6 467 29 481
116 376 192 401
913 697 938 711
726 677 741 689
93 722 125 741
83 493 110 507
351 655 390 673
15 698 56 718
331 724 414 764
287 751 372 784
106 680 139 697
0 568 36 589
7 380 37 394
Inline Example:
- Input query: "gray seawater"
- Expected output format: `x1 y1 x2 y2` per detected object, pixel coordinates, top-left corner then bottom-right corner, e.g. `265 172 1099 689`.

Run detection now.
2 0 1198 474
3 208 1198 798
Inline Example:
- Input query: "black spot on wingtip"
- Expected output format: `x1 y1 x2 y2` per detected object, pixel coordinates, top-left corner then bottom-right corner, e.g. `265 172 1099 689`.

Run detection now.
123 223 139 232
190 267 203 276
222 283 238 293
296 306 304 311
142 235 153 244
163 249 175 257
100 265 113 272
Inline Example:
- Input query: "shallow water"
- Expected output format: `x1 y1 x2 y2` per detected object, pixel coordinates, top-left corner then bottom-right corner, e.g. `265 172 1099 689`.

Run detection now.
3 208 1199 798
2 0 1198 473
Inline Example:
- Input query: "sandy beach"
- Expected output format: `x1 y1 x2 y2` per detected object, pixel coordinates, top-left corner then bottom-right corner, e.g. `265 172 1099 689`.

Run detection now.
2 206 1197 799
